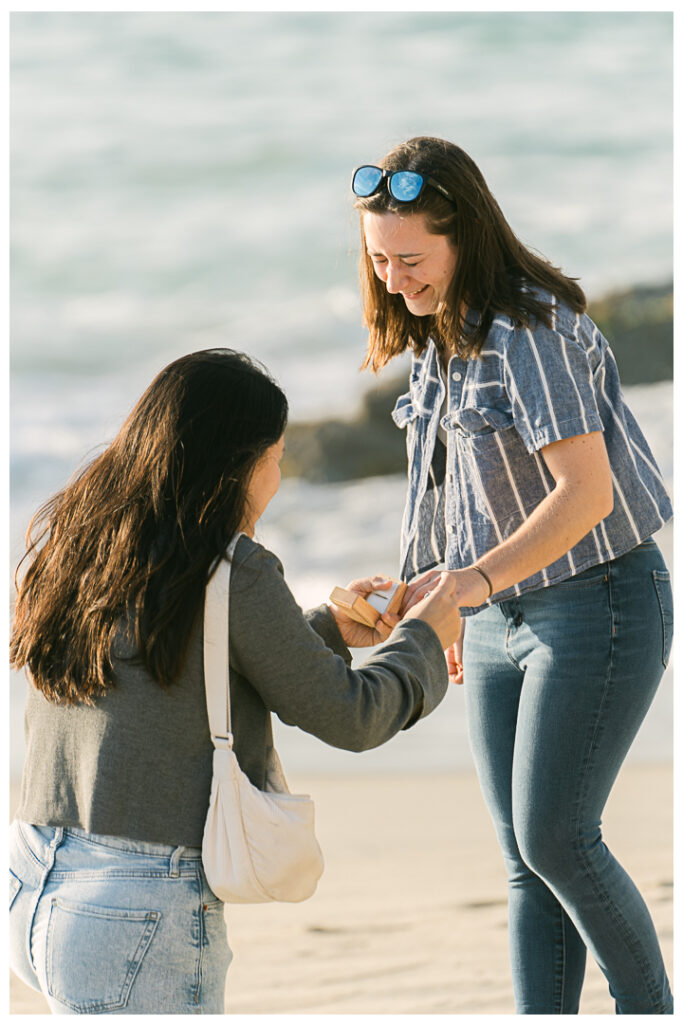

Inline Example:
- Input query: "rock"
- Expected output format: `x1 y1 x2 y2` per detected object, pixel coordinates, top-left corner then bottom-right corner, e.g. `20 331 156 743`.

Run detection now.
281 282 672 482
587 282 672 386
281 380 408 483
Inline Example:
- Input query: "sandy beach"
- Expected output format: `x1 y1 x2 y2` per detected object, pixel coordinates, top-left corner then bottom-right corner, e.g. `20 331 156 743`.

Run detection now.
10 762 672 1015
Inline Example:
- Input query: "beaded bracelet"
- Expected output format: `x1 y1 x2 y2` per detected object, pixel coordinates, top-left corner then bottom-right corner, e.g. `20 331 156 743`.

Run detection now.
470 564 493 599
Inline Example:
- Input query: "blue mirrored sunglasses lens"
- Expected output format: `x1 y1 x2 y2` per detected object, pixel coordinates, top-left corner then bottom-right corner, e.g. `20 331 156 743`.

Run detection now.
389 171 424 202
353 166 383 197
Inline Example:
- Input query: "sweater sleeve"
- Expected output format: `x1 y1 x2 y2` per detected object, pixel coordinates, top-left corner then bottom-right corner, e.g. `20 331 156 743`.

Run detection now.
228 538 448 752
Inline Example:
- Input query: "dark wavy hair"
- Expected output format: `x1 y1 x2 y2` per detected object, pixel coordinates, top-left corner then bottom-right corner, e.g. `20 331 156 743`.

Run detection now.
353 136 586 371
10 349 288 705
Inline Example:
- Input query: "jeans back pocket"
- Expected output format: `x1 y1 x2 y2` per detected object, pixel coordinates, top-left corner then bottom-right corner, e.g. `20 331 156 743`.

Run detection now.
652 569 673 668
46 897 160 1013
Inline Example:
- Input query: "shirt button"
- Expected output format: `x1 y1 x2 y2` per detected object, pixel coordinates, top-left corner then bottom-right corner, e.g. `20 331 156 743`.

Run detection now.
452 371 462 382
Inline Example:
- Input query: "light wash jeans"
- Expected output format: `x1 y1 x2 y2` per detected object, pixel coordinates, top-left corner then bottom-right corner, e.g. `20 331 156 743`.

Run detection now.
9 821 231 1013
464 538 673 1014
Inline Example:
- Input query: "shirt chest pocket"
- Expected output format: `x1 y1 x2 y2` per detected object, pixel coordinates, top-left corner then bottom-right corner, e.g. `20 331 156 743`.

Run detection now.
443 404 513 437
443 405 541 523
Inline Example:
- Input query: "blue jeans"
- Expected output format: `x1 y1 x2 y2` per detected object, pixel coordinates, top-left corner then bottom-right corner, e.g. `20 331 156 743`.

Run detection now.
9 821 232 1013
463 538 673 1014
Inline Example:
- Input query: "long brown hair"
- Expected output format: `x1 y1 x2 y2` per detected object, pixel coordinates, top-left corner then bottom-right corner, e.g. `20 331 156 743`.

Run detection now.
354 136 586 371
10 349 288 705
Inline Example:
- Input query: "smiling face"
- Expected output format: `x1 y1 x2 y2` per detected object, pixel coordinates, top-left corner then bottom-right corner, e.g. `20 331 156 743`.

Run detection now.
362 211 458 316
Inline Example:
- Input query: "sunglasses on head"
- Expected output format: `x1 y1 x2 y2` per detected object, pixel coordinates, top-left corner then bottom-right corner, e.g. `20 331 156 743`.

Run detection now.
352 164 455 204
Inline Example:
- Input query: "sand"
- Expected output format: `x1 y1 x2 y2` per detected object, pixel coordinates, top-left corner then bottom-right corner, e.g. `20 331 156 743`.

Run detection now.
9 762 673 1015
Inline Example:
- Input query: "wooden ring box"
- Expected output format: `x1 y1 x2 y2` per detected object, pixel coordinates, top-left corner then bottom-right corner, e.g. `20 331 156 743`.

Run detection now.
329 580 407 628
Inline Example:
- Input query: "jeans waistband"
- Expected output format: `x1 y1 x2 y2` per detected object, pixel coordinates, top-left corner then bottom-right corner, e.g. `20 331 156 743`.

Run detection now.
25 822 202 862
63 825 203 859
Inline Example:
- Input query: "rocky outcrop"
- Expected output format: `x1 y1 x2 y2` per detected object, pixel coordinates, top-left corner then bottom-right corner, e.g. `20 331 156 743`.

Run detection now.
281 378 410 482
281 282 672 483
587 282 672 386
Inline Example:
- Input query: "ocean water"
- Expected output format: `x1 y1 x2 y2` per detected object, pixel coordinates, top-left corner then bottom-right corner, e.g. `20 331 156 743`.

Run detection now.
9 12 673 779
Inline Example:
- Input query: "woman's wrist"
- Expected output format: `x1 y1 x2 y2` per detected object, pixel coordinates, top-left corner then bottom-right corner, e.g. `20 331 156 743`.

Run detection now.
469 564 493 600
454 566 493 607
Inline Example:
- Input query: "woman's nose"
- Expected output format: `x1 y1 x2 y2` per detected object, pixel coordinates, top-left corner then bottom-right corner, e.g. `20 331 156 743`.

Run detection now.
385 262 409 294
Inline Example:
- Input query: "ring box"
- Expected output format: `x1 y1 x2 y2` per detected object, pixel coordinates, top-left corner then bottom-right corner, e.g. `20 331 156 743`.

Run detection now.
329 580 407 628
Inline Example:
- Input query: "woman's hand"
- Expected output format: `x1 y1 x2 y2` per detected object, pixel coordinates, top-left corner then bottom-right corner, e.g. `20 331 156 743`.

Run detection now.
445 645 463 685
445 620 466 685
402 566 490 614
328 576 400 648
401 568 444 613
402 572 462 650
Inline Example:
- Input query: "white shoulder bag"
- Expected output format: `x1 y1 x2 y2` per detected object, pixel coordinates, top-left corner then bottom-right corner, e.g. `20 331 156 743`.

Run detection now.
202 534 324 904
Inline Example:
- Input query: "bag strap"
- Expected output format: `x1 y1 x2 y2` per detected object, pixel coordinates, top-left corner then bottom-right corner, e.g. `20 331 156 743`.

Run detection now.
203 532 242 743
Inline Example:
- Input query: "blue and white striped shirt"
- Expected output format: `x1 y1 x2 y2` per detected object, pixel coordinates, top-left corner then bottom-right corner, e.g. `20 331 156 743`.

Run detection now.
392 288 672 615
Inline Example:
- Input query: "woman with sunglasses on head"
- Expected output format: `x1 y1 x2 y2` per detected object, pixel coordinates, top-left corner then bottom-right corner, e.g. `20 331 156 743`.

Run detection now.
9 348 462 1014
351 137 673 1014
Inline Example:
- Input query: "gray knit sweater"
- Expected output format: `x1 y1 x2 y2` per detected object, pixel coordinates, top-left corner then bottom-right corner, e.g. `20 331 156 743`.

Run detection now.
17 534 449 847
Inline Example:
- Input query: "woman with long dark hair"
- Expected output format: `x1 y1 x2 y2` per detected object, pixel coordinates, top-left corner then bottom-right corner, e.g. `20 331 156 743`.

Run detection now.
351 137 673 1013
10 348 461 1014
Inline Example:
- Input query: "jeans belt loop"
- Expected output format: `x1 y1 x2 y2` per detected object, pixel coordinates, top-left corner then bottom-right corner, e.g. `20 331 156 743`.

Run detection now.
169 846 185 877
50 826 65 851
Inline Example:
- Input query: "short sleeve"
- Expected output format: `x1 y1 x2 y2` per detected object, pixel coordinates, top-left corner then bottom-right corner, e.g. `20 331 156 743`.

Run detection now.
503 321 604 453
